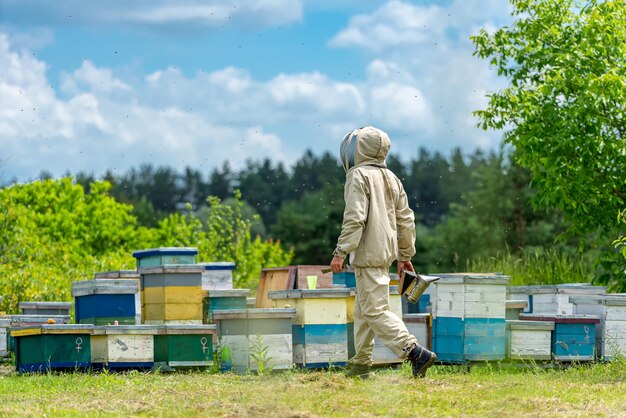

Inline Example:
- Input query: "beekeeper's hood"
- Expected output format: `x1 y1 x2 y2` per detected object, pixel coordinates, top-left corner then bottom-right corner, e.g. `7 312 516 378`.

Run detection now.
339 126 391 173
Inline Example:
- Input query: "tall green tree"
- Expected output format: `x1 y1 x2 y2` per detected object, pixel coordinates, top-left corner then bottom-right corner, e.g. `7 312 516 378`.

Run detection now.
472 0 626 286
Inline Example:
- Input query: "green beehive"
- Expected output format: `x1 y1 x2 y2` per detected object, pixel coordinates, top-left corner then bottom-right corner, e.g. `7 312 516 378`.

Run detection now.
154 324 217 368
12 324 94 373
203 289 250 324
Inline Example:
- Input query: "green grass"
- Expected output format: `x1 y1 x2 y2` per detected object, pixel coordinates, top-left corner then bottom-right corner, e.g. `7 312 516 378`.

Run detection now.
1 360 625 417
468 248 595 286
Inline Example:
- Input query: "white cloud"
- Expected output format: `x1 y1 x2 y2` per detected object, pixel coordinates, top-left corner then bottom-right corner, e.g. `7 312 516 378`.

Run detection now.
61 60 132 95
0 0 303 31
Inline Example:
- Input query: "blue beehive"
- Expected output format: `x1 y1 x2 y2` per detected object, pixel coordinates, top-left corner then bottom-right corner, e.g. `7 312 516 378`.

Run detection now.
430 273 509 363
72 278 140 325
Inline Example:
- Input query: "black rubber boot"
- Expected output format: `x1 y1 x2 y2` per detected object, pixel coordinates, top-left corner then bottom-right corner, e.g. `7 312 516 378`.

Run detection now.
345 363 371 379
406 346 437 378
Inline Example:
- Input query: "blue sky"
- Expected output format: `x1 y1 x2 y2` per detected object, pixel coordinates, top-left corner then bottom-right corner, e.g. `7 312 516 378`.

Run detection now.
0 0 512 182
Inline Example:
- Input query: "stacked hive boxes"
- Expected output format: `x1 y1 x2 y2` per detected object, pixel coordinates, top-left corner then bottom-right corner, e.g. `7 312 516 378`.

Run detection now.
431 273 509 363
569 294 626 361
507 284 606 315
72 272 141 325
213 309 295 373
269 289 350 368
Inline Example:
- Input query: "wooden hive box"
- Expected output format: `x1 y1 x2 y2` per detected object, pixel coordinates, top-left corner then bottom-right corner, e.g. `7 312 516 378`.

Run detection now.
0 318 10 358
403 314 432 351
431 273 509 364
510 284 606 316
293 265 333 290
371 286 403 366
19 302 72 316
153 324 217 369
213 309 295 373
132 247 198 268
8 314 72 353
12 324 94 373
506 286 534 314
569 295 607 359
140 264 205 324
520 314 600 361
73 279 141 325
505 300 528 320
203 289 250 324
269 289 350 368
91 325 159 369
199 262 235 291
506 320 554 361
255 267 296 309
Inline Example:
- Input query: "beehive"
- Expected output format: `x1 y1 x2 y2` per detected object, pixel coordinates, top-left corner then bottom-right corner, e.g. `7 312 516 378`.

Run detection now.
213 309 295 373
140 264 205 324
506 320 554 361
333 271 356 288
431 273 509 363
508 284 606 315
73 279 141 325
153 324 217 369
19 302 72 316
203 289 250 324
91 325 159 369
12 324 94 373
570 294 626 361
269 289 350 368
133 247 198 268
199 262 236 291
403 314 432 351
520 314 600 361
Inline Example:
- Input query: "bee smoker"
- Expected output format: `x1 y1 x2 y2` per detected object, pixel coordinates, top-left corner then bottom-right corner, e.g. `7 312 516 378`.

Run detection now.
399 271 440 304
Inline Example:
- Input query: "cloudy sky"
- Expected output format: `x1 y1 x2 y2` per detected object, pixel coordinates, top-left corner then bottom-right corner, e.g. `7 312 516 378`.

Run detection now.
0 0 512 182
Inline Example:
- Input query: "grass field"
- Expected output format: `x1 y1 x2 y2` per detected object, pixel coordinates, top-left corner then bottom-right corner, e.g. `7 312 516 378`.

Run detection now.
1 359 626 417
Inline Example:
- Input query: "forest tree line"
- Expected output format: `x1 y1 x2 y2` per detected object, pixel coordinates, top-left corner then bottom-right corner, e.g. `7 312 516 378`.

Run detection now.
51 146 578 273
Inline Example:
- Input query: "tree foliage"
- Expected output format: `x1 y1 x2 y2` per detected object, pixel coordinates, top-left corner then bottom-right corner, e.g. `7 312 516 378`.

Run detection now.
0 179 292 313
472 0 626 243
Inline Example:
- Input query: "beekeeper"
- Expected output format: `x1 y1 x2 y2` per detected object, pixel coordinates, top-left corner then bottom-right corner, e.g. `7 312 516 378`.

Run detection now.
329 126 437 379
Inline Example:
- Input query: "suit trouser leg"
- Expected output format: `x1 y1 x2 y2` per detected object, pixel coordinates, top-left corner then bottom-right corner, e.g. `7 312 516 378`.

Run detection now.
350 267 419 366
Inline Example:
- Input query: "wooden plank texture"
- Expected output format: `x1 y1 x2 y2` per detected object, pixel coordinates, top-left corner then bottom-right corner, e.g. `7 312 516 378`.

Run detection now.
255 267 296 308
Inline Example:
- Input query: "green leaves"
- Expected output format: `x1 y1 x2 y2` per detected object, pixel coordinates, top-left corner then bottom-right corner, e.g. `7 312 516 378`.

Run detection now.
472 0 626 287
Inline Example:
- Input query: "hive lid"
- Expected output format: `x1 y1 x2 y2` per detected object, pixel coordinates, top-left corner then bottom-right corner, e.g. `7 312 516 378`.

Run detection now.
9 314 71 324
104 325 161 334
433 273 510 285
268 289 353 299
158 324 217 334
94 270 139 279
211 308 296 320
199 262 236 271
403 313 431 322
138 264 206 274
11 324 94 337
132 247 198 259
18 301 72 309
520 313 600 324
72 279 139 296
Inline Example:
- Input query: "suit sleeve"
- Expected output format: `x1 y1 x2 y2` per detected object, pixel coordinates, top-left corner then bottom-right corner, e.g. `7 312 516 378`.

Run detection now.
396 182 416 261
333 171 369 258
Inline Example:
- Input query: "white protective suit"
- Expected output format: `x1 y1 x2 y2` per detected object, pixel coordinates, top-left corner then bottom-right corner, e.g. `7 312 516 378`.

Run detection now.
333 126 421 365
